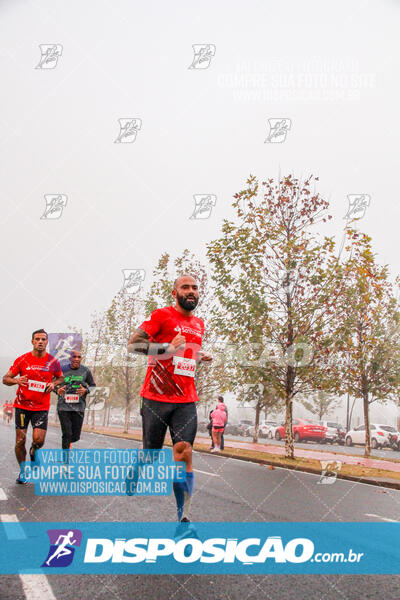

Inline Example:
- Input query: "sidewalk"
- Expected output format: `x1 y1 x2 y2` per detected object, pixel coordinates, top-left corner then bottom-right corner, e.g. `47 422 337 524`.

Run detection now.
217 438 400 473
74 423 400 488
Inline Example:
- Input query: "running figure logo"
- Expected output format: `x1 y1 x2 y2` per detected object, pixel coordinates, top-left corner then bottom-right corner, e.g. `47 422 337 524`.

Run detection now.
189 195 217 220
86 386 110 411
317 460 342 485
188 44 216 69
35 44 63 69
40 194 68 220
114 118 142 143
264 119 291 143
42 529 82 567
344 195 371 222
48 333 82 362
122 269 146 294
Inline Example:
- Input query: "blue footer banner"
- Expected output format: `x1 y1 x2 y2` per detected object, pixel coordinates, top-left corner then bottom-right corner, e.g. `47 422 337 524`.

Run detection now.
0 522 398 574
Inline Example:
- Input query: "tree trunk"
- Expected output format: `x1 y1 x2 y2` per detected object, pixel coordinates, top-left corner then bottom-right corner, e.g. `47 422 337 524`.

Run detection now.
285 279 295 459
285 395 294 458
284 366 295 458
363 389 370 457
124 399 130 433
90 404 95 429
102 403 110 427
253 400 261 443
123 367 131 433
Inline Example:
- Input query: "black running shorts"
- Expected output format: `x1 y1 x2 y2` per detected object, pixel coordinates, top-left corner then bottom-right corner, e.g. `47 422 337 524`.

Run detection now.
141 397 197 449
15 407 48 430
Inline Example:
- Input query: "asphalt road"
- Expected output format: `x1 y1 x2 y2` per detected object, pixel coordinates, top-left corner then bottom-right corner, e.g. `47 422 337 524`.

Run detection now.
1 421 399 600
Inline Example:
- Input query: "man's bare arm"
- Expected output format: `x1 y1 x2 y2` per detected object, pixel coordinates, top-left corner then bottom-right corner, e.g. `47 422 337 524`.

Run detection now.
2 370 27 387
127 328 185 356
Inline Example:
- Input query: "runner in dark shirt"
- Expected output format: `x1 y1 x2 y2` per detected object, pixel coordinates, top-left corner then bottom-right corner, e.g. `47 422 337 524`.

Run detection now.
56 350 95 452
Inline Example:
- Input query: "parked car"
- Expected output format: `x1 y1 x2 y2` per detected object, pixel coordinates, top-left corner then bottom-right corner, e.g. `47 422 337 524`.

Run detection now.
373 424 399 450
275 419 327 443
266 423 282 440
110 415 124 424
197 418 209 433
345 423 396 449
258 420 279 438
225 423 240 435
244 424 257 438
319 421 345 444
385 428 400 451
238 420 254 436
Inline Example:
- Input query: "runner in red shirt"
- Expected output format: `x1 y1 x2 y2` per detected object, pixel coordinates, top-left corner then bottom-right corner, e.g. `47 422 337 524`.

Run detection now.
2 402 13 424
127 275 212 523
2 329 64 483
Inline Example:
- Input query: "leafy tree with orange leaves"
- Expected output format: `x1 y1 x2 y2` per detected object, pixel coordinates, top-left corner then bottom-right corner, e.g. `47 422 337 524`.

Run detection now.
207 174 348 458
329 230 400 456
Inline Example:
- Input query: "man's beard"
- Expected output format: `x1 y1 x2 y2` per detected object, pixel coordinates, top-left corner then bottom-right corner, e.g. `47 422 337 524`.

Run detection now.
177 293 199 311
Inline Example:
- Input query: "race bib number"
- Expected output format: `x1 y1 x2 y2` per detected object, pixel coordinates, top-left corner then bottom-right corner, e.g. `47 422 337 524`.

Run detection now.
65 394 79 404
172 357 196 377
28 380 46 392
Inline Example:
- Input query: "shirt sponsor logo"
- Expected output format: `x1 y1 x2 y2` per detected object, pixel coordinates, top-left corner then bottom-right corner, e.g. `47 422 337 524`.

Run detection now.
179 325 202 338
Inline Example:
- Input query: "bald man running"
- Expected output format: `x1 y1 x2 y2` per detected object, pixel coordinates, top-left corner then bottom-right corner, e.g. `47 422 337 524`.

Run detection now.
127 275 212 523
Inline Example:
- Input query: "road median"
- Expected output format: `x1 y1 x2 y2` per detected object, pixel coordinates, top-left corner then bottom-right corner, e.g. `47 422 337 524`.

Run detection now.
49 423 400 490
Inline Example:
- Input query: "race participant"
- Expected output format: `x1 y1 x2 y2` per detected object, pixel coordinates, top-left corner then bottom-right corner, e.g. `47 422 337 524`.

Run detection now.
2 329 64 484
127 275 212 523
3 402 13 424
55 350 96 452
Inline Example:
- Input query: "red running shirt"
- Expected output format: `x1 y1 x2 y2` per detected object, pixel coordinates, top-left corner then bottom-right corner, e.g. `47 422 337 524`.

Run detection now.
9 352 62 411
139 306 204 403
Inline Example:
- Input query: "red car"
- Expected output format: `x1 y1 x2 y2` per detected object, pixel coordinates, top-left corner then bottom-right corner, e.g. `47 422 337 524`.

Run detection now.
275 419 327 443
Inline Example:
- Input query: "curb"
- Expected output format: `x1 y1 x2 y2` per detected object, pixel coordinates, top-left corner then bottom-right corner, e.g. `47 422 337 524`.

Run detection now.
195 447 400 491
50 423 400 491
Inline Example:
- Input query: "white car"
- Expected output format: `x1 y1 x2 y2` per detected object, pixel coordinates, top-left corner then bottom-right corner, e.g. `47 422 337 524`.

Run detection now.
319 421 344 444
258 420 279 438
110 415 124 424
378 424 400 449
345 423 394 449
265 423 282 440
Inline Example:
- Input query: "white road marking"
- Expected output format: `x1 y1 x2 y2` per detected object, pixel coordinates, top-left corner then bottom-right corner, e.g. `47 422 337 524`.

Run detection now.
19 574 57 600
193 468 219 477
365 513 399 522
0 488 7 500
0 514 56 599
0 514 26 539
